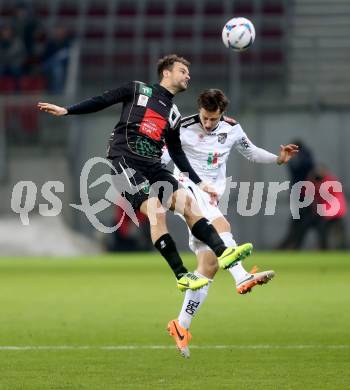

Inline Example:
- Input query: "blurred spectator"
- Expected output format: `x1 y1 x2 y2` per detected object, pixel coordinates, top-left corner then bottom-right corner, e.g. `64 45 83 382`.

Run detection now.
41 25 72 93
308 166 347 249
0 24 26 79
11 2 40 57
11 1 44 74
278 140 315 249
279 164 347 250
287 139 315 186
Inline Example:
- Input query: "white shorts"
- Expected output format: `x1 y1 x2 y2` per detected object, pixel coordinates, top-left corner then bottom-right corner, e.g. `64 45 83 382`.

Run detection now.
178 177 223 254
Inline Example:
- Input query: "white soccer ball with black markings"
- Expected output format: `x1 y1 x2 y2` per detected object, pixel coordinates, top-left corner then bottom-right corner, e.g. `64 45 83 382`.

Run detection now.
222 17 255 51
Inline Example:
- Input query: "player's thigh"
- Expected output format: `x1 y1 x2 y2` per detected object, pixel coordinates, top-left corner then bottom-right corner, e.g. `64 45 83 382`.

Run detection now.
148 167 181 208
181 181 224 249
149 171 203 224
185 181 222 222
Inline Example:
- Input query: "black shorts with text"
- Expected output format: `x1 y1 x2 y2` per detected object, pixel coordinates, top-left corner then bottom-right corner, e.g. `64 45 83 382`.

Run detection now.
110 156 180 210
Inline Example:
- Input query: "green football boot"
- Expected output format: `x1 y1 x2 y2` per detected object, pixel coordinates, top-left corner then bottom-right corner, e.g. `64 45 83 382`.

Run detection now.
177 272 209 292
218 243 253 269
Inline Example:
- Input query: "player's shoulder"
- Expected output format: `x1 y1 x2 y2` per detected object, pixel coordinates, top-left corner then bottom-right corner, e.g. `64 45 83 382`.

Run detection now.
133 80 153 95
220 116 243 135
133 80 149 87
180 113 200 128
222 115 239 127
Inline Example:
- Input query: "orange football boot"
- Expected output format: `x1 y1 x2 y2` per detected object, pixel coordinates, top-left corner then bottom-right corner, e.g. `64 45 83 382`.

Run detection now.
167 319 192 358
236 266 275 294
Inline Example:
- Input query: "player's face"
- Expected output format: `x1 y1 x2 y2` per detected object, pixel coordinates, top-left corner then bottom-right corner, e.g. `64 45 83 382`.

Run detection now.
199 108 222 132
168 62 190 92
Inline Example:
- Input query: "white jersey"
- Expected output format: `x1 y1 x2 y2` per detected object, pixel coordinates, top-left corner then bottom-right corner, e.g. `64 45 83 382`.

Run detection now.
163 114 278 197
161 114 278 253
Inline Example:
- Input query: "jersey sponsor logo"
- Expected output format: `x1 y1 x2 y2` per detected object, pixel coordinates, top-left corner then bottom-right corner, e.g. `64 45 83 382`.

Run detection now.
133 136 159 158
137 94 149 107
217 133 228 144
240 136 250 149
207 152 220 169
139 108 167 141
168 104 181 129
138 84 153 97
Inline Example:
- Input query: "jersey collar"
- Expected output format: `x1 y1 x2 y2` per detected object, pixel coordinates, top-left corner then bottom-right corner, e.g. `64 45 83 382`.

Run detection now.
153 83 174 100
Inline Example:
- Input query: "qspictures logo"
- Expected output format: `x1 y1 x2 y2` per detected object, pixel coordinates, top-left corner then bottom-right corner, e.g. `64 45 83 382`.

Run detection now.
11 157 140 233
10 157 344 232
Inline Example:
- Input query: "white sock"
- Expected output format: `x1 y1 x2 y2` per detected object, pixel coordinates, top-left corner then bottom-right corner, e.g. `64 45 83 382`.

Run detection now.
178 271 212 330
219 232 250 284
228 261 250 284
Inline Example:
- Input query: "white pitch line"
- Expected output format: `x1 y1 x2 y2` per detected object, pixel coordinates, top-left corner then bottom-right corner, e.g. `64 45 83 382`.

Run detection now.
0 345 349 351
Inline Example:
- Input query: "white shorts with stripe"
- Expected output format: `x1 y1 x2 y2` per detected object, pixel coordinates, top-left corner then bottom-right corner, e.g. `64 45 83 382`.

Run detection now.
177 176 223 254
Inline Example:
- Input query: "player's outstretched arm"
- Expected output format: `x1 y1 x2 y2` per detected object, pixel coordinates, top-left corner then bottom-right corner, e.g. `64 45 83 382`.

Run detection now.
277 144 299 165
37 102 68 116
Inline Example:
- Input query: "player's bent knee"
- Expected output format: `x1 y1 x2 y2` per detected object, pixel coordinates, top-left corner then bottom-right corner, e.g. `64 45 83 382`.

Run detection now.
208 261 219 274
221 219 231 232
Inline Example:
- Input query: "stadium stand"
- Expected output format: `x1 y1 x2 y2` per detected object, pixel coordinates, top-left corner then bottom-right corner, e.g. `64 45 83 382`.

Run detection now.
0 0 349 250
0 0 288 96
287 0 350 106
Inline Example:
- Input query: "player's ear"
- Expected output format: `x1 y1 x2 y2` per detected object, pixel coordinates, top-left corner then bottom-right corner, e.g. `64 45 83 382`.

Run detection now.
163 69 170 79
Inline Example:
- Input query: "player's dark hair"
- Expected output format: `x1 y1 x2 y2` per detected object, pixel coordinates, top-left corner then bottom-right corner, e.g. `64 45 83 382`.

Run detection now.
197 89 229 113
157 54 190 80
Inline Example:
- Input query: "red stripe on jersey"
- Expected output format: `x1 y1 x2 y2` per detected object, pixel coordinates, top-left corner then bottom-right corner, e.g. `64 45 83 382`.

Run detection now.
139 108 167 141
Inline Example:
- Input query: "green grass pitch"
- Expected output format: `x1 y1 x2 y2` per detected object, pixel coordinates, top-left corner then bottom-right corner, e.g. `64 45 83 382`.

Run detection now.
0 252 349 389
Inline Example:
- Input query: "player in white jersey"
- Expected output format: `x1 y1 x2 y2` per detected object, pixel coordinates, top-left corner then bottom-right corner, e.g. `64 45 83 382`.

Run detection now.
165 89 299 357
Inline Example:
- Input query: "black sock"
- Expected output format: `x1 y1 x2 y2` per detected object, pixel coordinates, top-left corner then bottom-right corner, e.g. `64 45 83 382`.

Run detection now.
154 234 188 279
191 218 226 257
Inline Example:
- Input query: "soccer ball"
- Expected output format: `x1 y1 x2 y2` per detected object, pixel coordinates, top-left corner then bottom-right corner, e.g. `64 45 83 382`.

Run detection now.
222 17 256 51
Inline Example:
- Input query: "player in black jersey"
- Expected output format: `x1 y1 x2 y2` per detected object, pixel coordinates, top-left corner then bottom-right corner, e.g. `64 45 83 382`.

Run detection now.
38 54 253 291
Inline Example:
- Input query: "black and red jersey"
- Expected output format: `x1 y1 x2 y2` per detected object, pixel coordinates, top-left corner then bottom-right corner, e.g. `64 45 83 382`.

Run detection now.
66 81 201 183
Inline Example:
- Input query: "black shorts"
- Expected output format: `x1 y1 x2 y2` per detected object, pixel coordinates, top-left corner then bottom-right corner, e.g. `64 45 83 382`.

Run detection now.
110 155 180 210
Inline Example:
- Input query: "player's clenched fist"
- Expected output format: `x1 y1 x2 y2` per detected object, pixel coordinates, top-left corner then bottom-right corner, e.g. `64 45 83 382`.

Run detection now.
199 181 218 205
37 102 68 116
